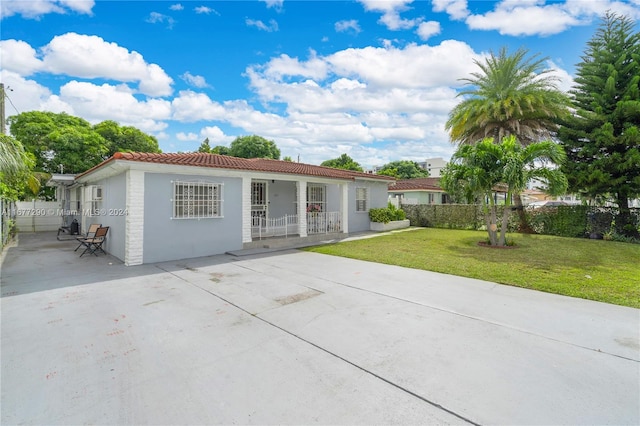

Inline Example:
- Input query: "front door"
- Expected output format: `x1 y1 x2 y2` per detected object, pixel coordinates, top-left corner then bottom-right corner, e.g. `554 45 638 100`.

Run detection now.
251 181 268 224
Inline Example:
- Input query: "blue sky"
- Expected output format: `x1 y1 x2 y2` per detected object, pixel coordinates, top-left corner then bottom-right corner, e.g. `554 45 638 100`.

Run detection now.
1 0 639 168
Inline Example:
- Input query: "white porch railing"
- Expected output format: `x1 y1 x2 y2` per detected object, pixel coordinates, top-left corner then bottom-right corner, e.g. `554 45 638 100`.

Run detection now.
306 211 342 234
251 211 343 239
251 214 299 239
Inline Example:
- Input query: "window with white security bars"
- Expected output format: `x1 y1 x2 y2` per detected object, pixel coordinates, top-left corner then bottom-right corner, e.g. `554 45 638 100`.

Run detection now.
173 181 223 219
355 187 368 212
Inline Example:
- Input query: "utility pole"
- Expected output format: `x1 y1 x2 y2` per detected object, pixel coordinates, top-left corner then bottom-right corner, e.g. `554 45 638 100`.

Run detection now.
0 83 6 135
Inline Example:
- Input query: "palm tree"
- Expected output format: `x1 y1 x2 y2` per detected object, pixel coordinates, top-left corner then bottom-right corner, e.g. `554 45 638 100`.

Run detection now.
447 47 570 145
0 134 27 177
0 135 40 198
445 47 571 231
441 136 567 246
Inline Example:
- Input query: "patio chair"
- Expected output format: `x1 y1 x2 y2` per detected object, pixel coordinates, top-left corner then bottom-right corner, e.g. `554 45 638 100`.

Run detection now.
78 226 109 257
74 223 102 251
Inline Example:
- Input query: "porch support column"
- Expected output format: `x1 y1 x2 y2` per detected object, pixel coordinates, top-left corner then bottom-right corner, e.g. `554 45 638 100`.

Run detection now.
297 180 307 237
125 169 144 266
341 183 349 233
242 177 252 243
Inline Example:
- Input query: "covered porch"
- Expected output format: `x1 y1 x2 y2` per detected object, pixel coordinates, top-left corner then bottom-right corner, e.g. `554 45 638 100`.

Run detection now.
243 177 349 246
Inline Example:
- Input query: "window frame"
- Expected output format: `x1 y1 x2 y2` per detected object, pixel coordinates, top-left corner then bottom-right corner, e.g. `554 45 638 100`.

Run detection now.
355 187 368 212
172 181 223 220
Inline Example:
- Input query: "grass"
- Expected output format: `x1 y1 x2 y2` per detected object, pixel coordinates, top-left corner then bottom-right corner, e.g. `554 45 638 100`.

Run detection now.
304 228 640 309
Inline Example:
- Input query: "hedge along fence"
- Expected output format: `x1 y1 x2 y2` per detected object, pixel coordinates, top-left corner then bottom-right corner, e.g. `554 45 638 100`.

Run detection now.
527 205 640 239
402 204 519 231
402 204 640 240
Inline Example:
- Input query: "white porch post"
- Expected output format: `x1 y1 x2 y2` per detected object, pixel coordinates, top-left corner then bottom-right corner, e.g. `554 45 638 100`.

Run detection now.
242 177 252 243
125 169 144 266
341 183 349 233
297 180 307 237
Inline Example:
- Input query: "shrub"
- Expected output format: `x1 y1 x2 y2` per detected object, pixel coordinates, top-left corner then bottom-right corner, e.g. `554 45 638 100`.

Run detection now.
369 203 406 223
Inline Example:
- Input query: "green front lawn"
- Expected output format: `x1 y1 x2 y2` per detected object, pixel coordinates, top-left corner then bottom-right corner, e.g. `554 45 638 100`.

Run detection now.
304 228 640 308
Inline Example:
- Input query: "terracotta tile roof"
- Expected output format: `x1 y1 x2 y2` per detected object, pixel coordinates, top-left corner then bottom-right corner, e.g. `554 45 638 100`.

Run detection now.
388 177 443 191
77 152 394 182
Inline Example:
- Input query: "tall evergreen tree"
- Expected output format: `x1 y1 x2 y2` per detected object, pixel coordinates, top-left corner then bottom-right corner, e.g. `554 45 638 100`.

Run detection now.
197 138 212 153
558 12 640 238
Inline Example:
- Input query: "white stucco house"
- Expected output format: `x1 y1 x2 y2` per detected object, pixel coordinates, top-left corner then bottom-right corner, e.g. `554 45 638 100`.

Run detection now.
65 152 394 265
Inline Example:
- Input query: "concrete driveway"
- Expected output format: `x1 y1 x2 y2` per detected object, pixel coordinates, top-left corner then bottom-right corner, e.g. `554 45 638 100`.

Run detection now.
1 232 639 425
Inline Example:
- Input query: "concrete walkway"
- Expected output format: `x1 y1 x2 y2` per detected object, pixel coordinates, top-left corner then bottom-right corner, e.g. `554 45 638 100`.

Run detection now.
1 232 639 425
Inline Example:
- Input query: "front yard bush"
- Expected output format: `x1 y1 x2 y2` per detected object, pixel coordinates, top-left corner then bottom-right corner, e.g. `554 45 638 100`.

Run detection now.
369 203 406 223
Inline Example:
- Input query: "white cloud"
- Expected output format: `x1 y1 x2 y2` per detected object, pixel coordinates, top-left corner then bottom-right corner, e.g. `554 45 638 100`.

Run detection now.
0 70 64 116
357 0 422 30
246 18 279 32
0 40 43 75
58 81 171 131
259 52 329 81
432 0 469 20
181 72 209 88
171 91 229 122
416 21 441 40
546 60 575 93
146 12 176 29
335 19 362 34
39 33 173 96
466 2 579 36
327 41 480 89
0 0 95 20
176 132 199 141
170 3 183 11
200 126 234 144
260 0 284 10
194 6 216 15
464 0 640 36
223 40 486 164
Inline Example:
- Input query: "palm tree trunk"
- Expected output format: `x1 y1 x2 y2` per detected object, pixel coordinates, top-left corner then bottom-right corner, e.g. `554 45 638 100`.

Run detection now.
498 205 510 246
486 200 498 246
514 193 535 234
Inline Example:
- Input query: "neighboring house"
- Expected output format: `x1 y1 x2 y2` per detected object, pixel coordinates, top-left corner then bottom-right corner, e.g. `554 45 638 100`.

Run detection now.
70 152 394 265
388 178 452 205
388 177 510 205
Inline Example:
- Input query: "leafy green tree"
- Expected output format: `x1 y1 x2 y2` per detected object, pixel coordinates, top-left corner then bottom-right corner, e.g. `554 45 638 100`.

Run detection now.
377 160 429 179
197 138 212 153
228 135 280 159
9 111 99 173
211 145 229 155
283 156 293 162
321 153 363 171
441 136 567 246
44 126 108 174
558 12 640 238
9 111 160 175
446 47 571 232
94 120 161 156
